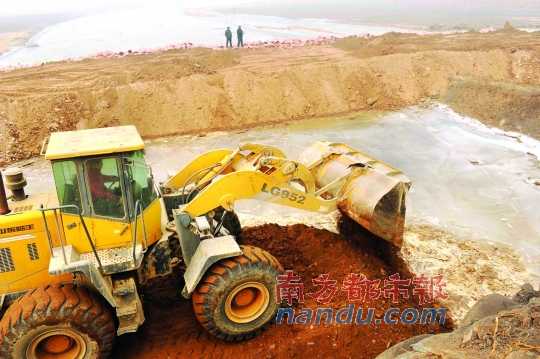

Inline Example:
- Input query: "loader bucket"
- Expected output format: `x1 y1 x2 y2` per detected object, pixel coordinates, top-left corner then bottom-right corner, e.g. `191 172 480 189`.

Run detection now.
339 168 410 247
300 142 411 248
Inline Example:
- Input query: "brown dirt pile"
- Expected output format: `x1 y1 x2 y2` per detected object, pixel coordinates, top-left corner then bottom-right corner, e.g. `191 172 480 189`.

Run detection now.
114 223 451 359
335 30 540 138
334 29 540 60
1 30 539 166
0 48 240 165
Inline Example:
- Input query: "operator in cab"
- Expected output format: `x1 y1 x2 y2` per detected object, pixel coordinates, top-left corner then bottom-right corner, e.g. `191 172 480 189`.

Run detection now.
87 159 124 217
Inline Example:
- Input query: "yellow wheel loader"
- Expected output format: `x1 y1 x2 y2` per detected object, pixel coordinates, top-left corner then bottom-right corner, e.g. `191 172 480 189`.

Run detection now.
0 126 409 358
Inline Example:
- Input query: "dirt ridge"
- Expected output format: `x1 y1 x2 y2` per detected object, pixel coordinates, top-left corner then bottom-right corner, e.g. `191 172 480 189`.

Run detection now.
1 31 539 166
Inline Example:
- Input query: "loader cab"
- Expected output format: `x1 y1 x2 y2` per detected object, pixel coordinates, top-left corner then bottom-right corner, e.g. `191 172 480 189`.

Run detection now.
45 126 162 252
52 152 155 220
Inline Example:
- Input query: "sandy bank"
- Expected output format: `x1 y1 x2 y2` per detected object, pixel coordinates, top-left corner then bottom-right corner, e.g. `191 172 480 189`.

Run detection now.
445 78 540 137
0 30 539 166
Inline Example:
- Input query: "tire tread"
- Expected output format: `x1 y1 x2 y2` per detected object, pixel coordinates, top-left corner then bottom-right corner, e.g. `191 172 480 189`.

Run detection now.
0 283 115 358
192 245 282 341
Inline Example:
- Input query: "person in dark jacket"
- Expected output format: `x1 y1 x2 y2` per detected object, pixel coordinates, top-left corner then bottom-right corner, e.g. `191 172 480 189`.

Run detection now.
225 27 233 48
237 26 244 47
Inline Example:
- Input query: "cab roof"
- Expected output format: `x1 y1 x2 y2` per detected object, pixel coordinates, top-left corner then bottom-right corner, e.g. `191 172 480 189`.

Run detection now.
45 126 145 160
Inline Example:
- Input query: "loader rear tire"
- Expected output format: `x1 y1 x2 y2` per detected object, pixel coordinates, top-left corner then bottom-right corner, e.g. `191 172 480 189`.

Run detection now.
0 283 115 359
192 245 283 341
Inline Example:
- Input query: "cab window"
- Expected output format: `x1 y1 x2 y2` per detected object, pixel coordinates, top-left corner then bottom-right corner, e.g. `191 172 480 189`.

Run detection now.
86 158 125 219
52 160 82 214
128 151 157 210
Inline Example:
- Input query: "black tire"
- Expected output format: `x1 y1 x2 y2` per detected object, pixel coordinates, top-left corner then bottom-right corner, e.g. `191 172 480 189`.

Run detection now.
0 283 115 359
192 245 283 341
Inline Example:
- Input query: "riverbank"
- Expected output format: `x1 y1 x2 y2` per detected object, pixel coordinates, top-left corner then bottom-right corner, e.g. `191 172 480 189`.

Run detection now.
1 29 539 167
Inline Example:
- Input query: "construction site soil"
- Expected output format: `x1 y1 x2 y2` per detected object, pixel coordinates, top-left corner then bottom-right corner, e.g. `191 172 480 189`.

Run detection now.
1 28 539 166
1 26 538 358
113 222 452 359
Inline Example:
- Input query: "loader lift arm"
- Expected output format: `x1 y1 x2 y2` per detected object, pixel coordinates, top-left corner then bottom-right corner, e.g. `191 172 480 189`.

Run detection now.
163 141 410 299
163 142 410 247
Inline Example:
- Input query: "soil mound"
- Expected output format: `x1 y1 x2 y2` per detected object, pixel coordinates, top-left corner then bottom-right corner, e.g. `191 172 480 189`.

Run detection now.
445 78 540 138
114 224 451 359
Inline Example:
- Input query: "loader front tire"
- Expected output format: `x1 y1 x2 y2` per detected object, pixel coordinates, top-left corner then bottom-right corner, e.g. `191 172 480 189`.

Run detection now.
192 245 283 341
0 283 115 359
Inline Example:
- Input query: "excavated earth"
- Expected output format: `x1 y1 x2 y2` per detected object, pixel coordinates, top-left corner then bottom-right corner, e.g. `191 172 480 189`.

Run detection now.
113 222 452 359
0 27 538 359
1 29 539 166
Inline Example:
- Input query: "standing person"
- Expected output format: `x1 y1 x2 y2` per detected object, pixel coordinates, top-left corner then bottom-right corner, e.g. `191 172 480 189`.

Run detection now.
237 26 244 47
225 27 233 48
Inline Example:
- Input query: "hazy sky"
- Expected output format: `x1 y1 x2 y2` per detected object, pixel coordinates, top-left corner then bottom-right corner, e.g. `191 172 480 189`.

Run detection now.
2 0 147 16
4 0 540 16
3 0 539 28
1 0 257 16
216 0 540 27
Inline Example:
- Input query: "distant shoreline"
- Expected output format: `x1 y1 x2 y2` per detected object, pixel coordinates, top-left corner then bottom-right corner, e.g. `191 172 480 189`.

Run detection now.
0 32 31 55
0 11 87 56
0 8 538 71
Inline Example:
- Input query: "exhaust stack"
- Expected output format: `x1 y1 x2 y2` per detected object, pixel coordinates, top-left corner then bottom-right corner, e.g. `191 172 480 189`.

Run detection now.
4 167 27 202
0 171 9 215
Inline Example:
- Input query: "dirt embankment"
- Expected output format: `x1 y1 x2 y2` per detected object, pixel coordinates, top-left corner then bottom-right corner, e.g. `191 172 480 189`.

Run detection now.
1 30 539 166
334 29 540 138
445 78 540 136
114 223 451 359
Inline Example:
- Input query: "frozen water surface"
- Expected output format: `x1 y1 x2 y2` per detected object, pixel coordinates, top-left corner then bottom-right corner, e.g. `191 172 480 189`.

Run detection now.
18 104 540 272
